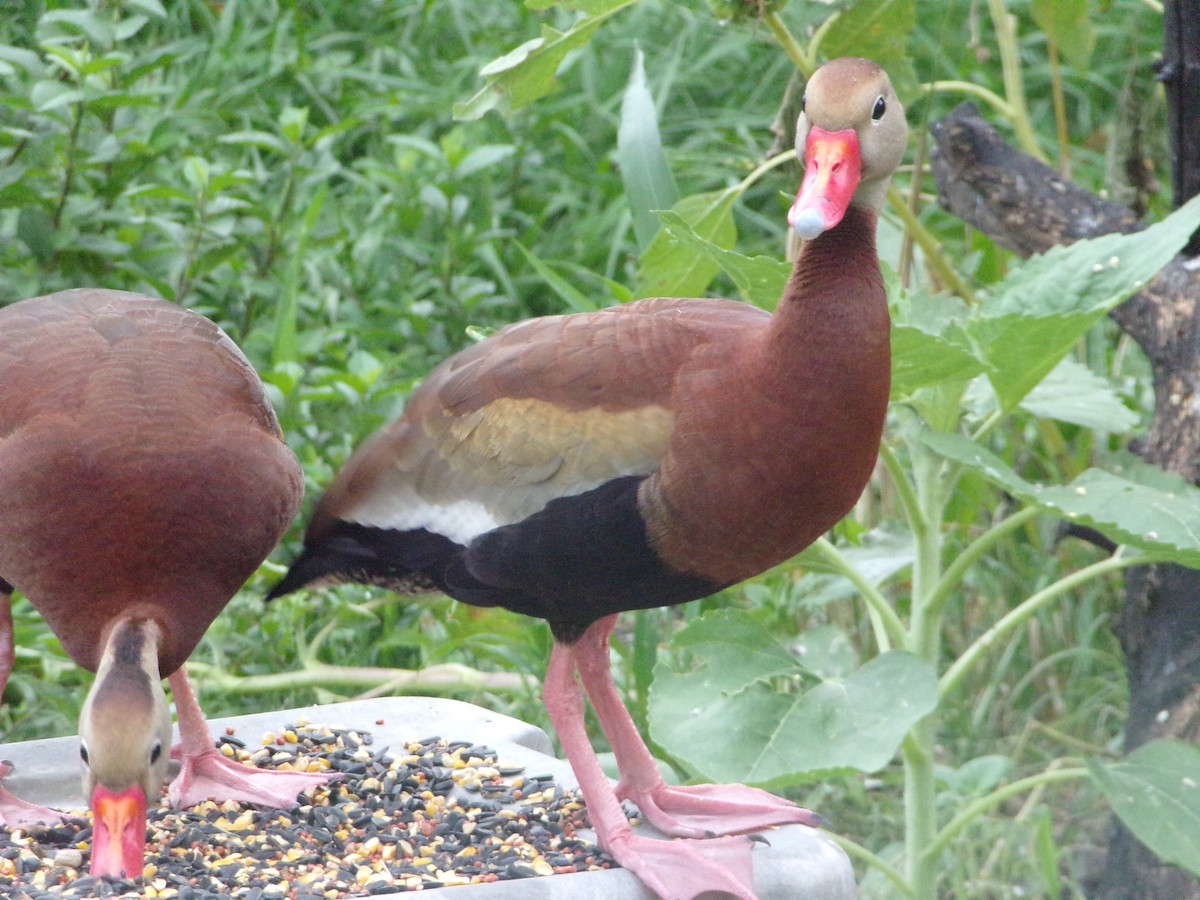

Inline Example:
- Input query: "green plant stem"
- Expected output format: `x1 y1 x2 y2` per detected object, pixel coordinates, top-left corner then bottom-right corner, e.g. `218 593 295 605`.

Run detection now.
986 0 1047 163
827 833 916 899
736 147 796 193
902 725 937 899
903 436 951 899
880 440 926 537
184 659 533 696
810 537 906 652
970 408 1004 444
921 766 1089 865
939 552 1145 699
53 99 85 229
885 184 974 302
925 505 1042 620
921 80 1017 120
763 10 813 77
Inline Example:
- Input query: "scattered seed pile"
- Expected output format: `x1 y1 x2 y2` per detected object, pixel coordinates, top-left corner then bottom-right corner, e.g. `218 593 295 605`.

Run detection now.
1 720 616 898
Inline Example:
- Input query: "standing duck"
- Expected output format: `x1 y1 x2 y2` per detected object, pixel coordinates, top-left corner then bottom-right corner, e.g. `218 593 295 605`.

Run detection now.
268 57 907 899
0 290 330 878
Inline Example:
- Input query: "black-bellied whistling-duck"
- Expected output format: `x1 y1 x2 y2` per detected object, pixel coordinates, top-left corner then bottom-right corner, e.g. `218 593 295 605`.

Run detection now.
0 289 330 878
268 57 906 899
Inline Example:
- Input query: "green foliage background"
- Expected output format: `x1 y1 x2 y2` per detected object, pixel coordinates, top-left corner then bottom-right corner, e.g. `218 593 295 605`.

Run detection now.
1 0 1192 896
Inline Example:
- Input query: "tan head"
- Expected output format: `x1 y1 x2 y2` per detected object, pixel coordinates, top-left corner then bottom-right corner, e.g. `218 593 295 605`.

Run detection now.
78 618 172 879
788 57 908 239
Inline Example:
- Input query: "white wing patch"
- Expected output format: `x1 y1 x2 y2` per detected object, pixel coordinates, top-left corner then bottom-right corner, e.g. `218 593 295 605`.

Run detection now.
344 482 501 545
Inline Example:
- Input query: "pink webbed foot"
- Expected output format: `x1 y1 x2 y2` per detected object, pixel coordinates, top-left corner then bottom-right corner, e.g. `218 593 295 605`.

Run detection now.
606 829 761 900
0 761 66 828
168 744 331 811
616 779 821 839
165 670 333 811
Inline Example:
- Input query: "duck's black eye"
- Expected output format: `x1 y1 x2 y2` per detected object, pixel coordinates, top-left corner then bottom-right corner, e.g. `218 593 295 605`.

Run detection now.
872 96 886 121
150 741 162 765
800 94 807 114
80 743 90 766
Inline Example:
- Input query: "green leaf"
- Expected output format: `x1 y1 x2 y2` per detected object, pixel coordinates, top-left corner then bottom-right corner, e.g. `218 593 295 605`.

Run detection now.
453 2 638 120
1031 0 1094 69
819 0 918 98
650 610 937 787
618 47 678 250
972 193 1200 411
17 206 56 263
455 144 517 178
1018 357 1138 432
924 433 1200 567
936 754 1013 797
890 324 986 400
1089 740 1200 877
218 130 289 154
648 209 786 307
634 191 737 300
512 243 600 313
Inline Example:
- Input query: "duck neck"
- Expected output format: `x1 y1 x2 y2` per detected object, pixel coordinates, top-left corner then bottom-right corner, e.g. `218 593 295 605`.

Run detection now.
768 203 888 380
645 202 891 585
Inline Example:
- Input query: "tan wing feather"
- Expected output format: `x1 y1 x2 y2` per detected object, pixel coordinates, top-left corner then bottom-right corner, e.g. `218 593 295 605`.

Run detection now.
313 297 770 540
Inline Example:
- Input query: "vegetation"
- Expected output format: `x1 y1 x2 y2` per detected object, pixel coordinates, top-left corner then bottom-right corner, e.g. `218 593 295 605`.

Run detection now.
2 1 1198 897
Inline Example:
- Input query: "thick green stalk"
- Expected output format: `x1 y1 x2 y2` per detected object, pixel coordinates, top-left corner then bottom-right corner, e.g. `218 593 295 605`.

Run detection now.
903 438 951 899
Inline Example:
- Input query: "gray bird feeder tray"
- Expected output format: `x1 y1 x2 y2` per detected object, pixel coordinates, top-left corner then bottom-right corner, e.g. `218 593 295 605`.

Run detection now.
2 697 855 898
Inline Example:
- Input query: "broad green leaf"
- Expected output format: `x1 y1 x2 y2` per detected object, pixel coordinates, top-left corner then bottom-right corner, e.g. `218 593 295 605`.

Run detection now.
1031 0 1094 69
891 324 986 400
820 0 918 98
1018 357 1138 432
650 610 937 787
453 2 638 120
618 47 678 251
635 190 738 299
1089 740 1200 877
649 209 787 307
791 625 858 680
973 193 1200 411
924 433 1200 567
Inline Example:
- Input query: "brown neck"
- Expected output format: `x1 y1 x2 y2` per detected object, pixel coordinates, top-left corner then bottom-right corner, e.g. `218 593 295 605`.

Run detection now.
646 202 891 584
769 204 887 372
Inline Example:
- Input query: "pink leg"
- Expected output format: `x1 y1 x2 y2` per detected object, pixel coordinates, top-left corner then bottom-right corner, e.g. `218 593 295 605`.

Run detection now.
574 615 820 839
166 669 332 810
545 635 759 900
0 590 66 827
